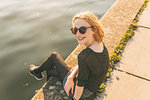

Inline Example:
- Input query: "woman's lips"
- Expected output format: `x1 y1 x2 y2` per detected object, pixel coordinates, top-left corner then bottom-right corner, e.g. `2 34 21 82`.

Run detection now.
78 37 85 41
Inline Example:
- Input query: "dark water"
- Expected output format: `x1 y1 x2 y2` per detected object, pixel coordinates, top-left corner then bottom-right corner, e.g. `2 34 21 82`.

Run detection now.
0 0 116 100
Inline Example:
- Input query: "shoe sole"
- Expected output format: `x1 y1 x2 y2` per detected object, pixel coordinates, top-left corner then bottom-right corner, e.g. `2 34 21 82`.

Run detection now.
29 71 44 80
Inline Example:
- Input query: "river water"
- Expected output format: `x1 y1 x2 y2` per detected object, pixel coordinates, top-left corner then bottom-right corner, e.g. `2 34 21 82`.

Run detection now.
0 0 116 100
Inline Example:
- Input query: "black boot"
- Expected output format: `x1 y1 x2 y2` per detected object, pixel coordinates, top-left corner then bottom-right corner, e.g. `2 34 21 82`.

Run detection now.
29 65 44 80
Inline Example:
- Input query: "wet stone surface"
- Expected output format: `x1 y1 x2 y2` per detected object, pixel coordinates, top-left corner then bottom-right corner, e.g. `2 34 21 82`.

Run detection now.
43 77 72 100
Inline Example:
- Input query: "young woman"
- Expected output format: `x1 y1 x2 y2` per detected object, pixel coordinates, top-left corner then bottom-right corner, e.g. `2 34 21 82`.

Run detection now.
29 11 109 100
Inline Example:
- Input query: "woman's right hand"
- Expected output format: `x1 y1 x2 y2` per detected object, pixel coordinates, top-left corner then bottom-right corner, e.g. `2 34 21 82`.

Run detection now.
64 75 74 96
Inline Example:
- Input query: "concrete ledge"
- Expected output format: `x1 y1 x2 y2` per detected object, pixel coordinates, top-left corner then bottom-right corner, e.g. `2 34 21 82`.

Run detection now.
31 0 145 99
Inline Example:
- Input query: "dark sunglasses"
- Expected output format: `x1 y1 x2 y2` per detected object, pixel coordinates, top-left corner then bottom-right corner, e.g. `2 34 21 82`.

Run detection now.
71 26 93 35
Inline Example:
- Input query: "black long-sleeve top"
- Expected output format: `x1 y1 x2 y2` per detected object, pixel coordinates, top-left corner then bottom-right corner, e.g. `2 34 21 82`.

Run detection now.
76 43 109 92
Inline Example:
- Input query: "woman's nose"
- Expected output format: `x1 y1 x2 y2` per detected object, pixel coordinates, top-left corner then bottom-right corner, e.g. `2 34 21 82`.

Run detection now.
75 30 81 36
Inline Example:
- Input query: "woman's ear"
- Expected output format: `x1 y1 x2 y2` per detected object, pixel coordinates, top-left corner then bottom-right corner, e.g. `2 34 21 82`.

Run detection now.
93 27 98 34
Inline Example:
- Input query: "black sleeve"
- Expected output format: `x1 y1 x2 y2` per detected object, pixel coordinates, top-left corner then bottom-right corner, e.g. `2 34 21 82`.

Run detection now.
77 54 90 87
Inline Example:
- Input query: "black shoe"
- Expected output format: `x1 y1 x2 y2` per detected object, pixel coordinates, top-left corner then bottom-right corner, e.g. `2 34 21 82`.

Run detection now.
29 65 44 80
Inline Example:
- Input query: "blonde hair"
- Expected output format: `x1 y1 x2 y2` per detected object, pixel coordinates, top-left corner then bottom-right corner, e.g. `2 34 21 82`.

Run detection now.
72 11 104 43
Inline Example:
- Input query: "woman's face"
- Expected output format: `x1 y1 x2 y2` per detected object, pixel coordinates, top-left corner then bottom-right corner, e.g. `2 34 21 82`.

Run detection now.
73 19 95 46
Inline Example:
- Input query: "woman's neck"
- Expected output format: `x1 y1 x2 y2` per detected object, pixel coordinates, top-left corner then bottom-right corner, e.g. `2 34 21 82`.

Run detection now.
88 41 104 53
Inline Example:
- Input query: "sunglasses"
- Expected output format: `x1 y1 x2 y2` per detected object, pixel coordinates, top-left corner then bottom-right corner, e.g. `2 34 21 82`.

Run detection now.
71 26 93 35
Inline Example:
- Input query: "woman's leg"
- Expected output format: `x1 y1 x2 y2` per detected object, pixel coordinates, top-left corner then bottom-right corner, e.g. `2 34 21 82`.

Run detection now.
33 52 70 81
46 69 58 81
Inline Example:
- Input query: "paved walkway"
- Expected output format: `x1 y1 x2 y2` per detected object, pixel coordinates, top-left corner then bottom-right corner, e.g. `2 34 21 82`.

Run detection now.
95 1 150 100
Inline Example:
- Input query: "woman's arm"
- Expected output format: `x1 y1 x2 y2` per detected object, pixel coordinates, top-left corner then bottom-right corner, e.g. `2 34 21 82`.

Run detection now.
68 65 79 79
69 65 84 100
73 85 84 100
64 65 79 96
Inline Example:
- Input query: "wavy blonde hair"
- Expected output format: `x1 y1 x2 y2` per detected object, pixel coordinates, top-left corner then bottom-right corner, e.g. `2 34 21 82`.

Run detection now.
72 11 104 43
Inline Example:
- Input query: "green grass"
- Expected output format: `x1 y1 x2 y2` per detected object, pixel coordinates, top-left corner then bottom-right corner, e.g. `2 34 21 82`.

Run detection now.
88 0 149 99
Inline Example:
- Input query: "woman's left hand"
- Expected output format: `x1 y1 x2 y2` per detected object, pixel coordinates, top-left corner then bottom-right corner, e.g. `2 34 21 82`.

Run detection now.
64 76 74 96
